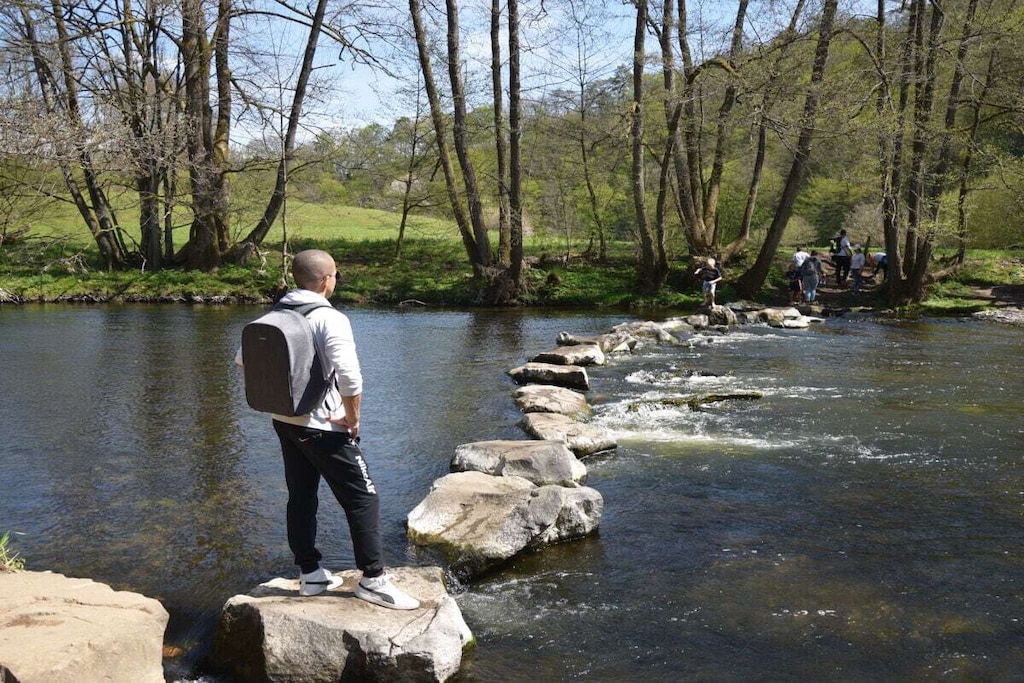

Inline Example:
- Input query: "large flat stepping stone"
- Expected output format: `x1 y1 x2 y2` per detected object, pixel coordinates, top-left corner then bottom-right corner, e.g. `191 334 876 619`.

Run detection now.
407 472 603 580
512 384 591 419
507 362 589 390
530 344 606 366
451 439 587 487
518 412 617 457
0 571 168 683
211 566 472 683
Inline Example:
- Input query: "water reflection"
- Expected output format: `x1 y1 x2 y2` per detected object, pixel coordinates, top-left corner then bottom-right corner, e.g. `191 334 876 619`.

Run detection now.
1 307 1023 680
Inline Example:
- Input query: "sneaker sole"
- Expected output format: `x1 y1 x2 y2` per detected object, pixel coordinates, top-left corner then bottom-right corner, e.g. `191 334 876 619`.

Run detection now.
354 585 419 610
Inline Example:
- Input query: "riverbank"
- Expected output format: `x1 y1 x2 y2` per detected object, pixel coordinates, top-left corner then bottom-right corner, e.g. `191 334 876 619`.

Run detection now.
1 237 1021 314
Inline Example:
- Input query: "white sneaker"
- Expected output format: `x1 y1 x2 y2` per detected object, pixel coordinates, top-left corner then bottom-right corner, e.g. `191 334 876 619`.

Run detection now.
299 567 344 596
355 572 420 610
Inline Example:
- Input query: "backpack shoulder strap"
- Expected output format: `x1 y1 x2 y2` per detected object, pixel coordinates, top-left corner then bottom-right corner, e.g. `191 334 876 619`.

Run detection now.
274 301 333 317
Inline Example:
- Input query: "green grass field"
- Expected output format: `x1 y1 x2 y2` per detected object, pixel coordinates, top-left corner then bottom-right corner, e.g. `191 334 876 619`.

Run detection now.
3 200 1022 310
20 198 461 246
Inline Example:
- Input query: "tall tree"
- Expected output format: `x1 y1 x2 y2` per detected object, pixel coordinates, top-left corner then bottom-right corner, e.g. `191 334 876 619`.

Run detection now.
444 0 491 267
629 0 668 294
491 0 511 266
179 0 230 270
14 1 130 269
408 0 490 268
506 0 524 293
735 0 839 298
230 0 330 264
721 0 808 261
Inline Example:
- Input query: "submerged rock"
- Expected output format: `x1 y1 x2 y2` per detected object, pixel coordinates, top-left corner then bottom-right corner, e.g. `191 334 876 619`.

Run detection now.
628 391 763 412
451 439 587 487
407 472 603 580
212 566 472 683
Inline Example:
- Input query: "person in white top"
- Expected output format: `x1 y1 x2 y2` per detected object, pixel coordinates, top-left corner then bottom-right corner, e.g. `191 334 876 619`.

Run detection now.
792 247 810 269
833 229 853 286
850 246 866 293
237 249 419 609
870 252 888 281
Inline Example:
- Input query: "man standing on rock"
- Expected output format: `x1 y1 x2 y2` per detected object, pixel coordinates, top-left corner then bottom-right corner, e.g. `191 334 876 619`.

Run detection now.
694 257 723 307
832 229 853 287
239 249 419 610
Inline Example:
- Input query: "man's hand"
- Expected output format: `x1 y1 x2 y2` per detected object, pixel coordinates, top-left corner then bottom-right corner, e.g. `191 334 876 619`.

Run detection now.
327 414 359 438
328 392 362 438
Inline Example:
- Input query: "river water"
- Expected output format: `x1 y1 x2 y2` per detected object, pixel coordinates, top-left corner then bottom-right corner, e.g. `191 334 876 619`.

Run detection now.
1 305 1022 681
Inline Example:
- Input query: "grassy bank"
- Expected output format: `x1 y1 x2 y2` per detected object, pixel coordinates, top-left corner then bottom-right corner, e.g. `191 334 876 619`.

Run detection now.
0 233 703 308
1 205 1021 311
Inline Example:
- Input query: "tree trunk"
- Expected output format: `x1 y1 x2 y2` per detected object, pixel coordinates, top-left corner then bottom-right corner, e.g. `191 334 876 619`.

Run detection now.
180 0 223 271
408 0 484 266
735 0 838 299
138 172 162 269
671 0 703 252
903 0 943 290
630 0 662 294
703 0 747 246
445 0 491 266
956 51 993 265
721 0 806 261
230 0 329 263
27 1 128 270
491 0 511 267
507 0 524 293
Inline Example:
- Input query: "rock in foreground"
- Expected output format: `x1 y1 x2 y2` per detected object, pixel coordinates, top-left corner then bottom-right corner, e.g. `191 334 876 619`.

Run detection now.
212 566 472 683
0 571 168 683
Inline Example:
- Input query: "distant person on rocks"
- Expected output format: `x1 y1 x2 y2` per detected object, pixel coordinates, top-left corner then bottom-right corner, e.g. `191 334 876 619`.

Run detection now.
694 257 723 307
236 249 419 610
786 263 803 305
850 246 866 294
832 229 853 286
870 252 888 281
800 250 825 302
793 247 810 270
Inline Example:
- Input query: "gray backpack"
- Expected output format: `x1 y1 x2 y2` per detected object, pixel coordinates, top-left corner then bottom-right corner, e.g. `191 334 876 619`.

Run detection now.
241 302 334 416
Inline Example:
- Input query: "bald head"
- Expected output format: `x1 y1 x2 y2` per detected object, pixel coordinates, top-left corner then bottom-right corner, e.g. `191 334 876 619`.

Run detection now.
292 249 336 290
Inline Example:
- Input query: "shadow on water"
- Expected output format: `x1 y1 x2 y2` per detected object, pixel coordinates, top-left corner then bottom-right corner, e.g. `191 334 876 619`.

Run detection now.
2 306 1023 680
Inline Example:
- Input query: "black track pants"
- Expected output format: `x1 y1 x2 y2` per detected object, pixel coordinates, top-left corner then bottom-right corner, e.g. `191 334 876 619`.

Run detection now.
273 421 383 576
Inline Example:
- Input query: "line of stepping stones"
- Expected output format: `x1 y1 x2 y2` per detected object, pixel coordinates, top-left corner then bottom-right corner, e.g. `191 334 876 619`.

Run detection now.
209 306 804 683
404 305 812 581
